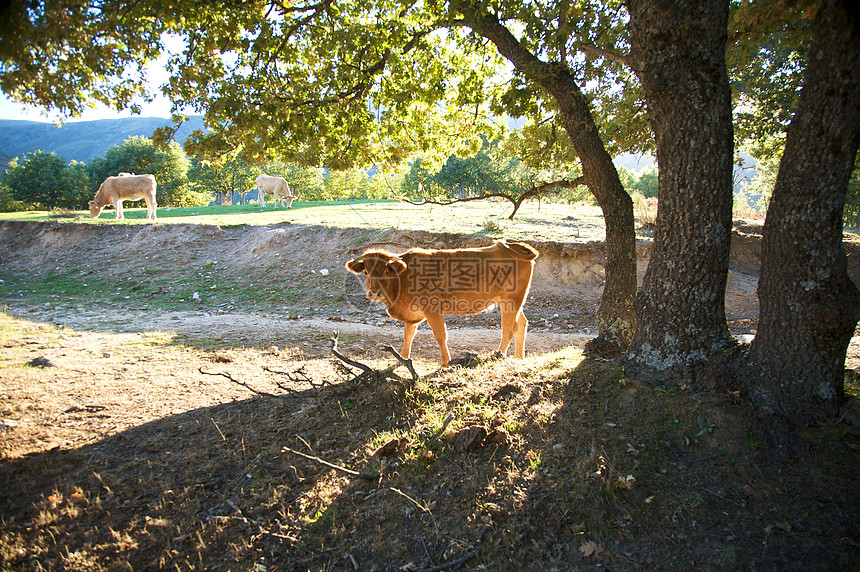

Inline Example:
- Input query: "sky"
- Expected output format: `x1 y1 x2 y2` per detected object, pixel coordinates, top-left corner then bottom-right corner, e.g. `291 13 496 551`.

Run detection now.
0 92 173 123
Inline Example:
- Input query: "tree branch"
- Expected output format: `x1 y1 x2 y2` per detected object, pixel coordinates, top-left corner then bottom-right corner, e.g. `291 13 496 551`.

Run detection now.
382 344 419 382
199 367 291 398
198 364 328 398
400 176 586 219
579 44 631 67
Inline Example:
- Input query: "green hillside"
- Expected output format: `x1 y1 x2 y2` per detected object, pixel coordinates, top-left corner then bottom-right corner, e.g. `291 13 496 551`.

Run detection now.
0 116 205 164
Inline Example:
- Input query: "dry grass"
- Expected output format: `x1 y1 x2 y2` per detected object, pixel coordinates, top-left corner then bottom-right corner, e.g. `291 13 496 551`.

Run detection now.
1 313 858 571
631 193 658 233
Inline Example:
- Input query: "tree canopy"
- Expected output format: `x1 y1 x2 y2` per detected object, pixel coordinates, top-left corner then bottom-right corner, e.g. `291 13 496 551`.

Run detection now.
0 1 647 172
0 0 833 173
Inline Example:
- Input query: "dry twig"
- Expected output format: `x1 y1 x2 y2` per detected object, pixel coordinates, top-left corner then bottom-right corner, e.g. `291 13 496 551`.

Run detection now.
417 525 491 572
263 364 333 391
198 366 308 398
382 344 419 382
281 446 379 480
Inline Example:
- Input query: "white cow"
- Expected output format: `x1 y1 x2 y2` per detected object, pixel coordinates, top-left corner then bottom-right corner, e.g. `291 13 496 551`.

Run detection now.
257 174 298 209
89 174 157 220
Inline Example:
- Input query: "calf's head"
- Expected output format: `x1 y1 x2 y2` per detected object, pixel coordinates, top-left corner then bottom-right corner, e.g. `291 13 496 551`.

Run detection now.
345 251 407 304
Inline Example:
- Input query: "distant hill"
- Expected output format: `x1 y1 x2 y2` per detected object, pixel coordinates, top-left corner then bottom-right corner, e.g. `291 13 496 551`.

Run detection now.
0 116 206 164
614 153 654 173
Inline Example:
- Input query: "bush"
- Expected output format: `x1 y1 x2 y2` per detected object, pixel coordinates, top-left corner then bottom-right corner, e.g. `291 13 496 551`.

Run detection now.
733 189 763 220
0 184 29 212
631 191 658 229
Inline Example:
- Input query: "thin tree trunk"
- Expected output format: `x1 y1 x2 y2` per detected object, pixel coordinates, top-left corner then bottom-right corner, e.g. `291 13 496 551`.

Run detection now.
456 4 638 354
745 0 860 424
624 0 735 378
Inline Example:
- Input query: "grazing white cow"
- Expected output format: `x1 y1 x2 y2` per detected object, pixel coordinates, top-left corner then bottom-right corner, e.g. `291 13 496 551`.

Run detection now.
89 174 157 220
257 174 298 209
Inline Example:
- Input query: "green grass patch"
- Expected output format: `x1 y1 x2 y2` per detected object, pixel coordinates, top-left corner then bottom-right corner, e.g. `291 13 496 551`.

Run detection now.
0 200 605 243
0 271 114 308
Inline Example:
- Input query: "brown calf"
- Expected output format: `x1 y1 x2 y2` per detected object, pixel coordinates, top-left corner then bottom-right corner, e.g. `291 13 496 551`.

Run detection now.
346 240 539 366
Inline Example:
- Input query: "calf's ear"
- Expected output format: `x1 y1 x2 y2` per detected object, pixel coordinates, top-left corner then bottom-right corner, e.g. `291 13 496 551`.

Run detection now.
387 258 407 274
345 258 365 274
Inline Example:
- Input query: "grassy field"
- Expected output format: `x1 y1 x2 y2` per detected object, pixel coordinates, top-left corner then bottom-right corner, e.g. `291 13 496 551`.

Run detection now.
0 199 608 243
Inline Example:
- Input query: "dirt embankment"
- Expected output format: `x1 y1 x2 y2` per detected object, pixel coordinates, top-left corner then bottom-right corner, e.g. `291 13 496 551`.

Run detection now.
2 218 858 357
0 219 767 345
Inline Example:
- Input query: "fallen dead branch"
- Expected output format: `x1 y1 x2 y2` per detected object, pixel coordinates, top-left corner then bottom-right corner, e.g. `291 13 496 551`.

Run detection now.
198 366 313 398
416 525 491 572
330 332 418 385
382 344 419 381
281 446 380 481
263 365 333 391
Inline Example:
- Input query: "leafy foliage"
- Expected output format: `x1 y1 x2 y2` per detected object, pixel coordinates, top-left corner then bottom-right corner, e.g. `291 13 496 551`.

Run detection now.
846 163 860 228
0 1 166 117
2 151 90 210
401 157 436 200
727 0 815 162
188 154 258 206
0 178 27 212
616 164 657 198
431 137 533 199
322 168 369 201
0 0 645 175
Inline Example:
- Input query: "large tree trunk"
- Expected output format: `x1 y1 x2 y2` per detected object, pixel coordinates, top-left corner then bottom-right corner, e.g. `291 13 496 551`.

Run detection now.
457 5 638 354
745 0 860 424
624 0 735 378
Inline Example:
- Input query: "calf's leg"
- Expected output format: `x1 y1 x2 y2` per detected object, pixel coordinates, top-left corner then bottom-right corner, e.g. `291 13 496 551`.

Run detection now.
402 322 419 359
115 200 124 220
499 309 517 356
499 307 528 359
145 196 156 220
514 309 528 359
424 313 451 366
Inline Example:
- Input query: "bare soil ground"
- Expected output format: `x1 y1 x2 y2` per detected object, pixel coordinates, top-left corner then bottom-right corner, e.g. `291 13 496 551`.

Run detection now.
0 215 858 571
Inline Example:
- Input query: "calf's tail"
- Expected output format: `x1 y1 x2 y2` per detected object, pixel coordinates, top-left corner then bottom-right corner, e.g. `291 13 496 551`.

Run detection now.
497 240 539 261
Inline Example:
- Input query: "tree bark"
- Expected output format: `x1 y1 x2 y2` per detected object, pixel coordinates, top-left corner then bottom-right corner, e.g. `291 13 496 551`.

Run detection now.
745 0 860 424
624 0 735 377
455 4 638 354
